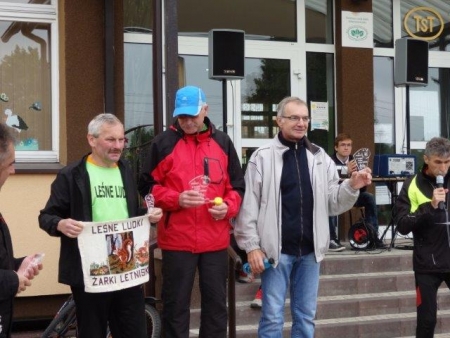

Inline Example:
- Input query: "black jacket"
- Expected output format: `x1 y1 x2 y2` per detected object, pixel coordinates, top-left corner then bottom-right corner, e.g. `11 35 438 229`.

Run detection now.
38 154 144 287
395 166 450 273
0 213 24 338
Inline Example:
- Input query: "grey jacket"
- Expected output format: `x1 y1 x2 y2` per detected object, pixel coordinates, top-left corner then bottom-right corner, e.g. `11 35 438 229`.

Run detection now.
234 135 359 265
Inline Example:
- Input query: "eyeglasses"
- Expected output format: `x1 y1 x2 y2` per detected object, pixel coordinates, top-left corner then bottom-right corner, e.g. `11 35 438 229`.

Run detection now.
280 115 310 123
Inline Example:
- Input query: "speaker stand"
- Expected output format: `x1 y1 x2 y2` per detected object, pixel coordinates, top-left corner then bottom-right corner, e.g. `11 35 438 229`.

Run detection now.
405 84 410 154
222 79 228 133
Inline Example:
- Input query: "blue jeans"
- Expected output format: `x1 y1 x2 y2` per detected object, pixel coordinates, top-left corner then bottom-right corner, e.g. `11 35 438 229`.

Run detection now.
259 252 320 338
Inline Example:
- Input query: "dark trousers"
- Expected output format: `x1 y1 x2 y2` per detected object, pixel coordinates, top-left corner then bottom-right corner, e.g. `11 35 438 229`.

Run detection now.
415 272 450 338
161 249 228 338
329 216 338 240
71 285 147 338
355 191 379 232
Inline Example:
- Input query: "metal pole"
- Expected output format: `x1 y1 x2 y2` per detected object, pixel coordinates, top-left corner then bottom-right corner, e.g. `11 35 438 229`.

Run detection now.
152 0 163 135
104 0 114 114
405 85 410 154
222 80 227 133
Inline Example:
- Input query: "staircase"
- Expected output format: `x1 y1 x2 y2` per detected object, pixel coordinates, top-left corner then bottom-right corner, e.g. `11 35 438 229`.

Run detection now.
187 243 450 337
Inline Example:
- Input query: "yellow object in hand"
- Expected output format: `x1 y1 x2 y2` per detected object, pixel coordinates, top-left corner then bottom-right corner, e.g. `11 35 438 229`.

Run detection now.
213 197 223 205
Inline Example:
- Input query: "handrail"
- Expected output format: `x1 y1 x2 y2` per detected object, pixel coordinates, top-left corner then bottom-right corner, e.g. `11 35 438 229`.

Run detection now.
146 240 159 298
124 124 154 151
124 123 153 134
227 245 242 338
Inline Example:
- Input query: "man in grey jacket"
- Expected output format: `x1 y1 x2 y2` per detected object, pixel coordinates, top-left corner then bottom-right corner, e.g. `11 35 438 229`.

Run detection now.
234 97 372 338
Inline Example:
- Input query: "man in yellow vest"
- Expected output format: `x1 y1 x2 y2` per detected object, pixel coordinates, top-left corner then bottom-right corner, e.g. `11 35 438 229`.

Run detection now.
396 137 450 338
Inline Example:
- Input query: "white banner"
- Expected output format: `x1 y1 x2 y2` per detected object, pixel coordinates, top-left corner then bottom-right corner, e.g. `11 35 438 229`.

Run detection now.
78 215 154 293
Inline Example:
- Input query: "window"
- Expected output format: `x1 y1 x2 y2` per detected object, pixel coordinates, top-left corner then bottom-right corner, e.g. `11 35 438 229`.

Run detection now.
241 58 290 139
305 0 334 44
306 52 335 153
124 42 153 129
0 2 58 162
178 0 296 42
373 0 393 48
374 57 395 154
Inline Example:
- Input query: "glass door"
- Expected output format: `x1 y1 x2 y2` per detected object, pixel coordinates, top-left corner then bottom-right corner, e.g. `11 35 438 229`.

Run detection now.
179 38 302 167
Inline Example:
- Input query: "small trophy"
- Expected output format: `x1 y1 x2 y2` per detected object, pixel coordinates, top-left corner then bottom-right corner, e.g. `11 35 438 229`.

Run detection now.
144 194 155 214
353 148 371 171
189 175 210 199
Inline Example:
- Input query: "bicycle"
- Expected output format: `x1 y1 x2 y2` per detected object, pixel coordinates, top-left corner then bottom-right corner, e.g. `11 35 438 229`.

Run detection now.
41 294 76 337
41 294 161 338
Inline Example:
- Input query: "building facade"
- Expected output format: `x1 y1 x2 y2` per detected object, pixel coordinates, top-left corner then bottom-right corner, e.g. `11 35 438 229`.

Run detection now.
1 0 450 319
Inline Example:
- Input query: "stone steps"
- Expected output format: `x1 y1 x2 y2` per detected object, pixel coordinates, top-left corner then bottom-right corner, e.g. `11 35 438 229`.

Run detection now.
187 243 450 337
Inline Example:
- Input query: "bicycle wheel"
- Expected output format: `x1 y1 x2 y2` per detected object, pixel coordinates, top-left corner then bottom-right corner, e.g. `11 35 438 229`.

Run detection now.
41 299 77 337
144 303 161 338
105 304 161 338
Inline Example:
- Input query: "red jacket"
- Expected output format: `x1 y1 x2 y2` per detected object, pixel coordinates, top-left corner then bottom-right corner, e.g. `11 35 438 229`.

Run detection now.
138 118 245 253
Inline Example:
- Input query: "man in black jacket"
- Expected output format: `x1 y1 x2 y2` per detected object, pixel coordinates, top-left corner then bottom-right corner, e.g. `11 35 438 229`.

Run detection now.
0 123 42 338
396 137 450 338
39 114 162 338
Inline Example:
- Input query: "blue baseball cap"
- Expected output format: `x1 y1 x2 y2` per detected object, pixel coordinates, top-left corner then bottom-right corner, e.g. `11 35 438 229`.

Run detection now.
173 86 206 117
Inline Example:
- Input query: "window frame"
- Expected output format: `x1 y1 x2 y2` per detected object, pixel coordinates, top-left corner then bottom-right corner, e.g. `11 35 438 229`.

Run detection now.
0 1 59 163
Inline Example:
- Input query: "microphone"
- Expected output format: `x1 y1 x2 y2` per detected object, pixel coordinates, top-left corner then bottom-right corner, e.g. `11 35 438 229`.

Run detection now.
436 175 445 210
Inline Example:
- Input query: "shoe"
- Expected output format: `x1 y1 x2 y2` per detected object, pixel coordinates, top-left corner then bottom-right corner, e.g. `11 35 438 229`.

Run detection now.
374 237 387 249
250 287 262 309
329 239 346 252
238 270 254 283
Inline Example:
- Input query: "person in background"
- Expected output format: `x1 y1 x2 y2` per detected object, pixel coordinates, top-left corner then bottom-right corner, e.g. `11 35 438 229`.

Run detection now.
138 85 245 338
0 123 43 338
231 234 255 283
234 97 372 337
231 233 263 309
395 137 450 338
39 113 162 338
328 215 346 252
330 133 386 249
251 285 263 309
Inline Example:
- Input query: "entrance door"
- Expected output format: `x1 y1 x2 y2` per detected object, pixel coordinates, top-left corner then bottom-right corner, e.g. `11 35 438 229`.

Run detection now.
179 38 303 167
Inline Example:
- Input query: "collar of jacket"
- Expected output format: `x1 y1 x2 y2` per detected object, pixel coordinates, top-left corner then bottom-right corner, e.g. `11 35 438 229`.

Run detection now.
276 132 320 155
171 116 216 137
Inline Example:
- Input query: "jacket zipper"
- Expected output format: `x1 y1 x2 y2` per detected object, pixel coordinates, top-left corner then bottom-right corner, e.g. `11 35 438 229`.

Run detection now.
294 143 304 246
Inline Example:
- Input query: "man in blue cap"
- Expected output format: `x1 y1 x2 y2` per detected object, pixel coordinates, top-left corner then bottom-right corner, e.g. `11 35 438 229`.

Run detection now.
139 85 245 338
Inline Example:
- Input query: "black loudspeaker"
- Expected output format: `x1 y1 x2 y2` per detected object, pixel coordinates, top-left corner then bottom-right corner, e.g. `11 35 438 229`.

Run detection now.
394 38 429 87
208 29 245 80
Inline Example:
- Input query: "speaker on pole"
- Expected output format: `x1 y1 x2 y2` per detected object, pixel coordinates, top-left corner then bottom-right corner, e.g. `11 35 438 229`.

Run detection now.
394 38 429 87
208 29 245 80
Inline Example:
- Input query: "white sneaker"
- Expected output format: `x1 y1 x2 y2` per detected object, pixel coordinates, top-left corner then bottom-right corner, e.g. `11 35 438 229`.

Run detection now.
238 270 254 283
250 287 262 309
